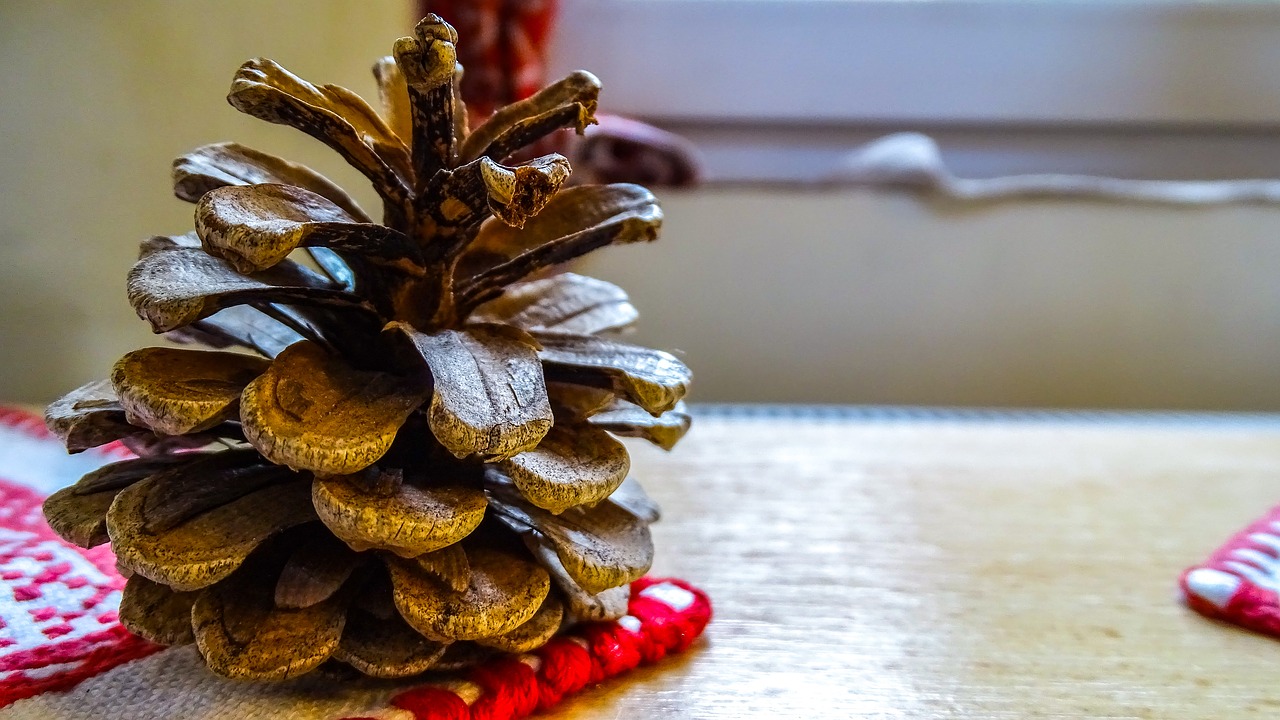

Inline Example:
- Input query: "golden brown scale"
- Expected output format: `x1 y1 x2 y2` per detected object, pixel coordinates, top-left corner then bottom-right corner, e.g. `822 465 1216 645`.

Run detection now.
40 14 690 680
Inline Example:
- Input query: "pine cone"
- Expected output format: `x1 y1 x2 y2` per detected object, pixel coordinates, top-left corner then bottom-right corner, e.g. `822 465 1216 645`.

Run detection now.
40 15 690 681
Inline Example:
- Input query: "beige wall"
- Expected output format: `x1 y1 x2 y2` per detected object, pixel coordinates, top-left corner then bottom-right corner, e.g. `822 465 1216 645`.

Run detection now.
4 2 1280 410
582 190 1280 410
0 1 411 403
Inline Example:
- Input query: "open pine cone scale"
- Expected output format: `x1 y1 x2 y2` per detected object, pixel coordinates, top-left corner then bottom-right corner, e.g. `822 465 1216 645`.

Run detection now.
42 15 692 681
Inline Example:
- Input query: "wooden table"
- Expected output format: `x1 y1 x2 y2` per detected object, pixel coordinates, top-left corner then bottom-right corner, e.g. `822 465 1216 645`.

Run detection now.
560 408 1280 719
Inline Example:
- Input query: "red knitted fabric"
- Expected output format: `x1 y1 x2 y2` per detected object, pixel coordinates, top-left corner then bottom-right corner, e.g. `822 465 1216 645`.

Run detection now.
338 577 712 720
0 409 160 706
393 687 472 720
1182 503 1280 637
531 636 591 709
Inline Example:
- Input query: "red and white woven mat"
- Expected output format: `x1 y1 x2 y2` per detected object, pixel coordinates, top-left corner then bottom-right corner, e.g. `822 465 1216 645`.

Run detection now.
0 408 711 719
1181 504 1280 639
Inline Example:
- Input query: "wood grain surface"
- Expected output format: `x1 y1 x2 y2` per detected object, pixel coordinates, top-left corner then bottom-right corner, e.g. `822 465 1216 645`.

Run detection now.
557 412 1280 719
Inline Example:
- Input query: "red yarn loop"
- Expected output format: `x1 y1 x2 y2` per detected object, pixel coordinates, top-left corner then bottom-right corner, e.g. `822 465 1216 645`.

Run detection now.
468 658 539 720
533 637 593 709
580 622 642 677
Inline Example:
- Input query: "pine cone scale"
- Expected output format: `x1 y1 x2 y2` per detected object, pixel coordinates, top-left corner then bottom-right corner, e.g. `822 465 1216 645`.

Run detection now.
312 473 486 557
469 272 639 335
111 347 268 435
227 58 411 202
393 322 552 461
273 532 362 609
458 70 600 164
191 550 348 681
333 608 448 678
387 547 549 642
497 423 630 514
120 575 198 645
173 142 372 222
108 467 314 592
238 341 428 475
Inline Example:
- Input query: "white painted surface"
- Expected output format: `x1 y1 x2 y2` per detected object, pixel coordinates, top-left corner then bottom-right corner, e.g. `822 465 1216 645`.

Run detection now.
552 0 1280 125
551 0 1280 183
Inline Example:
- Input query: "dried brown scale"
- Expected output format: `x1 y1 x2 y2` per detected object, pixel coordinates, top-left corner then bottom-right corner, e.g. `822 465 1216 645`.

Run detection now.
481 103 594 167
470 273 639 336
312 472 486 557
424 154 571 248
166 304 305 359
547 382 619 424
534 332 691 415
139 231 202 257
372 58 413 146
75 454 200 497
173 142 371 222
239 341 429 475
334 609 449 678
119 575 198 645
393 17 460 184
455 183 661 280
192 555 348 680
228 58 411 205
41 15 691 680
591 400 693 451
130 451 286 534
498 424 631 514
454 204 662 313
119 425 246 457
111 347 268 436
44 454 199 548
274 532 363 609
475 593 565 654
487 156 574 227
491 493 654 595
392 322 551 461
528 542 630 623
195 184 424 275
458 70 601 164
44 379 137 454
386 547 549 641
127 248 375 334
415 544 472 593
109 478 316 591
607 477 663 525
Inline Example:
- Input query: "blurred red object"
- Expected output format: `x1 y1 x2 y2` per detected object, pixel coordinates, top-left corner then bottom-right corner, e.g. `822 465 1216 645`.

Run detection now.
421 0 701 187
422 0 558 123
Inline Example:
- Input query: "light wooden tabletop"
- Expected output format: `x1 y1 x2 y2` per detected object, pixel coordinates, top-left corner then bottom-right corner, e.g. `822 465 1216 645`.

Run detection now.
559 408 1280 719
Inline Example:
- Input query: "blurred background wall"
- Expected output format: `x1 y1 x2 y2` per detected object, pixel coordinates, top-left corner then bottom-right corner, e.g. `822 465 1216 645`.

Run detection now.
581 192 1280 409
0 1 411 404
5 1 1280 410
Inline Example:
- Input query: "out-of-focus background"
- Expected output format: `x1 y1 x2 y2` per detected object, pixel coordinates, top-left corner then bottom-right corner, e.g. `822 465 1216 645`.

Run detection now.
6 0 1280 409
